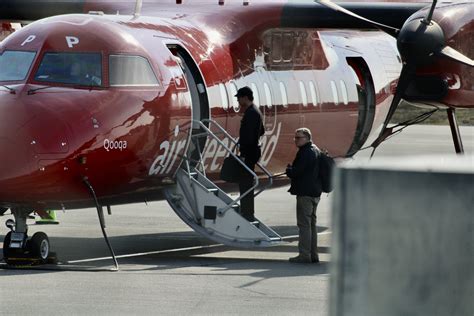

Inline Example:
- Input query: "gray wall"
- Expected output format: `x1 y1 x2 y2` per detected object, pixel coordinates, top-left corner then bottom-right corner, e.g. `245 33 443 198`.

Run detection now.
330 157 474 316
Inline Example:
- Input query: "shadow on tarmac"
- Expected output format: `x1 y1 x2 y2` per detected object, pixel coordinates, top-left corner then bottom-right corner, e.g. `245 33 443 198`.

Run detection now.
0 225 330 276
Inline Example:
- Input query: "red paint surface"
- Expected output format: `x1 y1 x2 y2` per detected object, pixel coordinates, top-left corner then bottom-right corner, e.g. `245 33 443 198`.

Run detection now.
0 1 471 210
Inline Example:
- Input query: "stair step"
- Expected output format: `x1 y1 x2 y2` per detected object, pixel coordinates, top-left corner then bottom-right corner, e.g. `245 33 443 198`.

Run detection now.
256 223 281 239
166 163 282 248
208 188 218 195
170 194 183 203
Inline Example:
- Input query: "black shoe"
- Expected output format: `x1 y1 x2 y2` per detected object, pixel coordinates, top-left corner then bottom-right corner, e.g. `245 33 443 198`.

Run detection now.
311 257 320 264
289 255 312 263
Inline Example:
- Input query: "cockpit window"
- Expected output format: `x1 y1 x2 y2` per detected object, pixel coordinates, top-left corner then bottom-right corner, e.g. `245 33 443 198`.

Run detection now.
34 52 102 86
109 55 158 87
0 51 36 82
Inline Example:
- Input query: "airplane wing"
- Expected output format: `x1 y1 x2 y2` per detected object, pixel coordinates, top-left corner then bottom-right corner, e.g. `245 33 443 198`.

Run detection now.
0 0 86 22
0 0 427 27
280 2 427 30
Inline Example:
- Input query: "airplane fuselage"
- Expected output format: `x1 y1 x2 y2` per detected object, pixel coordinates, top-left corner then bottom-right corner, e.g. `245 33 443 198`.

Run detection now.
0 1 472 211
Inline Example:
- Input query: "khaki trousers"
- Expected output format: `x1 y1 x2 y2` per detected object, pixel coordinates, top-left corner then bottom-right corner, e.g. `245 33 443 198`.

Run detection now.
296 196 320 259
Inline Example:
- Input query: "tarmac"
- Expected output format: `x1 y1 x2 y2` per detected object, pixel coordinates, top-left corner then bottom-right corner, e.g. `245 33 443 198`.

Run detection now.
0 125 472 315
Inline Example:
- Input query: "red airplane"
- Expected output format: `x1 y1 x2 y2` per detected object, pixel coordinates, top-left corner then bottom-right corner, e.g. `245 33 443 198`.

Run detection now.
0 0 472 268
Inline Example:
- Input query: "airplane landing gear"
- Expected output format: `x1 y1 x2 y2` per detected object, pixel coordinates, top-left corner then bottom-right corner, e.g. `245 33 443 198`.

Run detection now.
2 210 53 266
29 232 50 262
447 108 464 154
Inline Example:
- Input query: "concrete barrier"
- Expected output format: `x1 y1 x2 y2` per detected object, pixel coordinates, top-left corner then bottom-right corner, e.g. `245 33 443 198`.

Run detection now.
330 155 474 316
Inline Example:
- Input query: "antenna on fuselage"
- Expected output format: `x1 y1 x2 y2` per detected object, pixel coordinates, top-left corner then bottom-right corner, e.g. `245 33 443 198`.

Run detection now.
133 0 142 18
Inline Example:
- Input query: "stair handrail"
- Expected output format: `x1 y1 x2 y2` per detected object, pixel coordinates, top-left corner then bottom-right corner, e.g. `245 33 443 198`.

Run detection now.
191 120 258 215
184 158 202 223
200 118 273 198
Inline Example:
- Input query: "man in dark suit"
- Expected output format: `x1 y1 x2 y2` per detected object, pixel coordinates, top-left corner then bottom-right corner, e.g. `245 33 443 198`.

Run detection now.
235 86 264 222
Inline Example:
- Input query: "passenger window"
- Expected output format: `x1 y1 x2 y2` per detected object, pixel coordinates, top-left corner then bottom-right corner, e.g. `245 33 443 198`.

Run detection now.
251 83 260 107
330 80 339 105
35 52 102 86
109 55 158 86
279 82 288 108
309 81 318 106
299 81 308 107
263 82 272 108
340 80 348 105
229 82 239 112
219 83 229 110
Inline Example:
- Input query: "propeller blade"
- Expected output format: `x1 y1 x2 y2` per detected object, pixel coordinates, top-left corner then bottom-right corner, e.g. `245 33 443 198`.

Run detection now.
422 0 437 25
439 46 474 67
371 63 415 149
315 0 400 37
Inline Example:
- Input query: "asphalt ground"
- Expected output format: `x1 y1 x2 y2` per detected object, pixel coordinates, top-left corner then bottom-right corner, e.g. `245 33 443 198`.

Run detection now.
0 125 473 315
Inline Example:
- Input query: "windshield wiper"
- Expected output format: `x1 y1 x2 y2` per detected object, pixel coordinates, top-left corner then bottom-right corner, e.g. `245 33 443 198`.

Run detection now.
27 86 55 95
1 85 16 94
28 82 101 95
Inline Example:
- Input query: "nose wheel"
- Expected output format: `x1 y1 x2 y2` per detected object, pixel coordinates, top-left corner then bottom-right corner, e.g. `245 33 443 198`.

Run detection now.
2 231 16 265
3 217 55 266
29 232 50 262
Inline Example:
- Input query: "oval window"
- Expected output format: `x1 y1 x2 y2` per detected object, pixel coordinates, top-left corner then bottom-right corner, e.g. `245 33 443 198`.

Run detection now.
251 83 260 107
330 80 339 105
279 82 288 108
309 81 318 106
340 80 348 105
229 82 239 112
263 82 272 108
299 81 308 107
219 83 229 110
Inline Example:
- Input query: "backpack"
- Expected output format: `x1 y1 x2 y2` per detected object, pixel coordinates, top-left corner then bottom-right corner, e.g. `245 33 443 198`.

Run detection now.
318 150 335 193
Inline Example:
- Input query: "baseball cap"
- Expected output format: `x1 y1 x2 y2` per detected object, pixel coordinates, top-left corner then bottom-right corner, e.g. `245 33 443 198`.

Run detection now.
235 86 253 98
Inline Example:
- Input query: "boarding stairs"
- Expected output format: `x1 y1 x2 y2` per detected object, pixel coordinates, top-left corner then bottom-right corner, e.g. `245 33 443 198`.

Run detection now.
164 119 283 248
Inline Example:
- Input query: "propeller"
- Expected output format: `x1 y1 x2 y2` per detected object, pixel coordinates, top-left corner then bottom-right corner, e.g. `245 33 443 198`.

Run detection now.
316 0 400 37
315 0 474 154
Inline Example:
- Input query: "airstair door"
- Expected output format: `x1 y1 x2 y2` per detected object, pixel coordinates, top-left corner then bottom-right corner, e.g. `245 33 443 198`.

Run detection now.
164 168 282 248
166 44 210 166
164 120 282 248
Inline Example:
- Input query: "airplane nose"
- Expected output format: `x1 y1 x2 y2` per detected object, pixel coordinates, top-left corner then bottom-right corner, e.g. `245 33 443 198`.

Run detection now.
0 95 36 182
0 137 32 182
0 127 36 205
0 95 71 203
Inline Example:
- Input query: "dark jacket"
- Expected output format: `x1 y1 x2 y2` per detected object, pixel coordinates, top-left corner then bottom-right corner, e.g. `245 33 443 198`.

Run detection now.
286 142 322 197
239 104 264 163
